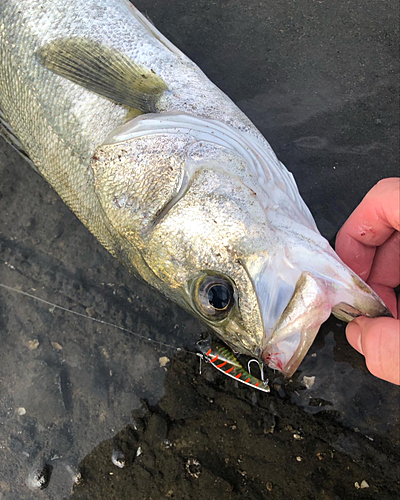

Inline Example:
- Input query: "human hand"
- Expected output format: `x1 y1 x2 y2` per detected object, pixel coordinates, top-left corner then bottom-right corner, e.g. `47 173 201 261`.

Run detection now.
336 178 400 385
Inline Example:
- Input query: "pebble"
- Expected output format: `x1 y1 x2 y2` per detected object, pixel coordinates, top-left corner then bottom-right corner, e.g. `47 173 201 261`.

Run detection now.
302 376 315 389
111 449 126 469
159 356 170 368
66 465 82 485
51 342 62 350
27 339 39 350
86 307 95 317
355 481 370 489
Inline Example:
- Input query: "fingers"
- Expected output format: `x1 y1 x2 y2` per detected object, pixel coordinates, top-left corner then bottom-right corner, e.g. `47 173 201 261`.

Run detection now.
367 230 400 289
341 178 400 245
335 232 375 281
337 178 400 385
336 178 400 280
346 316 400 385
366 283 398 318
366 230 400 316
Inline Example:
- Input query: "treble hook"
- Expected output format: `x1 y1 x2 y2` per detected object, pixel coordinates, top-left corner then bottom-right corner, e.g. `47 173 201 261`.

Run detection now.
247 359 268 385
196 352 203 375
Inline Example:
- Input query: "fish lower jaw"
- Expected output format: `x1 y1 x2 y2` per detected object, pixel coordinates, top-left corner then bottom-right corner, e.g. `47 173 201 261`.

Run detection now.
261 328 322 377
261 310 330 377
260 272 333 377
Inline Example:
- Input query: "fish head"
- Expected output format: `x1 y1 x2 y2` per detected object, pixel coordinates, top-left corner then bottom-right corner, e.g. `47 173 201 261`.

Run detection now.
139 147 390 377
101 114 391 377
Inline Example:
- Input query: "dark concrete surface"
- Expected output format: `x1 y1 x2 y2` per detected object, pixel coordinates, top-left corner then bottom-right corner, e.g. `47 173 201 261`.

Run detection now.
0 0 399 499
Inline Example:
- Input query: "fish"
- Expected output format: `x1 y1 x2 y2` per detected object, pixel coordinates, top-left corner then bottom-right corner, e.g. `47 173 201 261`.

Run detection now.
0 0 391 378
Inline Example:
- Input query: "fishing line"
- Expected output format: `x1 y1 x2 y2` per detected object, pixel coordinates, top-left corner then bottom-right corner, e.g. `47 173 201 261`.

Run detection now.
0 282 197 356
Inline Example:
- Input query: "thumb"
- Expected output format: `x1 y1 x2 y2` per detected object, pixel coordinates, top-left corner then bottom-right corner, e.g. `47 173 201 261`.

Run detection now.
346 316 400 385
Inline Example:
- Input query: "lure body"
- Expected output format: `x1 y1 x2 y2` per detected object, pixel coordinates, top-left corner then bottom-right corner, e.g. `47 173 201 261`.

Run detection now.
200 341 271 393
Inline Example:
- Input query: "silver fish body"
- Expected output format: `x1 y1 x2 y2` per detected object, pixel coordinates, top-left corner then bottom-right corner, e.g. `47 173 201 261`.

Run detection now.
0 0 390 376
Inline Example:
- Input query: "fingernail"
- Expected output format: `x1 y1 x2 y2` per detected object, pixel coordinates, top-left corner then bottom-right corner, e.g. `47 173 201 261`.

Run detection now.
346 321 363 355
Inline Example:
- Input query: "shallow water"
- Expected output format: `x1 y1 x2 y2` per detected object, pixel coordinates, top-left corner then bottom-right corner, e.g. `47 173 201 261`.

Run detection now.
0 0 399 498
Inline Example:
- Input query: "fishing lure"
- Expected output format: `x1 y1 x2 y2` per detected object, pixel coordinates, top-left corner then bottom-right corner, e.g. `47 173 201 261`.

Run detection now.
199 340 270 393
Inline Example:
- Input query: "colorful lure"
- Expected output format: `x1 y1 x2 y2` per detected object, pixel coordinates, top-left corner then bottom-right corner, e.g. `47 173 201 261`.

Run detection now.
199 340 270 393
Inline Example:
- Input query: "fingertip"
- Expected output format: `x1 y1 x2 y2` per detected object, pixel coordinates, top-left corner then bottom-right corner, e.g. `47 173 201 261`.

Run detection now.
358 317 400 385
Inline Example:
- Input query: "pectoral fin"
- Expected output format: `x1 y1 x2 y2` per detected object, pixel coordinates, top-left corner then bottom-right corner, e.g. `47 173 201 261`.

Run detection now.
39 38 167 113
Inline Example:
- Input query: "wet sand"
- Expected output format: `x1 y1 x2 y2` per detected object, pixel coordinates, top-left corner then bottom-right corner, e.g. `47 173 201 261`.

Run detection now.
0 0 399 498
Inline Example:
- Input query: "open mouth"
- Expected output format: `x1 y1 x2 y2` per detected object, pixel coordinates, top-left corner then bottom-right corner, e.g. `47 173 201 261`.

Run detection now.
260 271 391 377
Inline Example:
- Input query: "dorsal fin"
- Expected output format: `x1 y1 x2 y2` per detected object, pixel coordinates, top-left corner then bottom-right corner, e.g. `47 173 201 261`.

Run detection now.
38 38 167 113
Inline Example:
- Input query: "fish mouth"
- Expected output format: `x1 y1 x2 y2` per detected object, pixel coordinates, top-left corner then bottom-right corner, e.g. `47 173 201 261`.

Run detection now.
261 269 392 377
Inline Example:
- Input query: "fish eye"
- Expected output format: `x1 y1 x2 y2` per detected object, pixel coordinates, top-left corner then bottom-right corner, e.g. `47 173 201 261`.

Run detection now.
193 275 234 321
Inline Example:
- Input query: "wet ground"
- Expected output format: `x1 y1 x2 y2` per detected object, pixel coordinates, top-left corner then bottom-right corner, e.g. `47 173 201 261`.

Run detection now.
0 0 399 498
